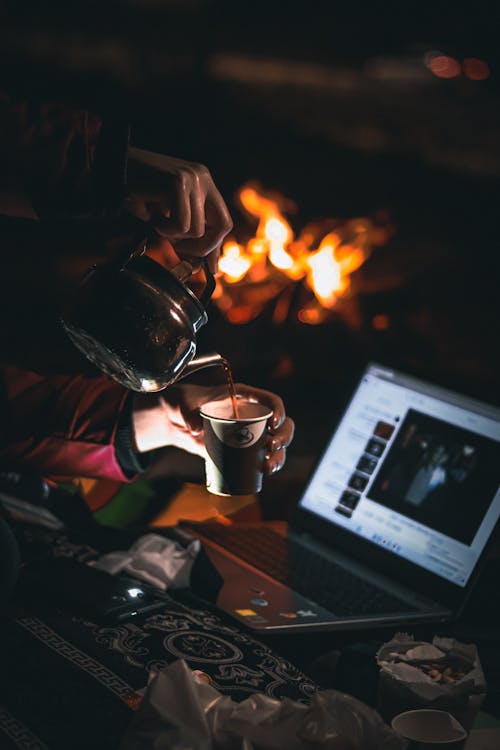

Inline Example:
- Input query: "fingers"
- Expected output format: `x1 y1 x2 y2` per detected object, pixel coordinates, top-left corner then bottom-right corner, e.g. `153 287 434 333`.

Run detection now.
229 382 294 476
164 173 192 235
188 180 207 239
150 173 192 237
185 409 203 436
206 244 221 275
160 169 205 238
169 382 295 478
234 383 286 430
265 416 295 475
203 188 234 253
171 187 232 263
127 150 233 269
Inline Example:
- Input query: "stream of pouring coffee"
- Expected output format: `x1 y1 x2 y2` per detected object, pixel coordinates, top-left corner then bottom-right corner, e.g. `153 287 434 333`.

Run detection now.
221 358 240 418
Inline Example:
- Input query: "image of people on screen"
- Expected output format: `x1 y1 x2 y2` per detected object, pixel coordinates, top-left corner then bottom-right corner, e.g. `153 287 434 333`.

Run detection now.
369 409 499 545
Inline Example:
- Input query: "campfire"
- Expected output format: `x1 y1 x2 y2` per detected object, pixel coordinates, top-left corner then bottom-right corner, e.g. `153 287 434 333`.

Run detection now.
213 182 391 326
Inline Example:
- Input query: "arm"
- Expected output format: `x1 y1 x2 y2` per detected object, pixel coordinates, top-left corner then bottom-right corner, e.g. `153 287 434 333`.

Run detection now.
0 366 132 482
0 93 233 268
131 383 295 477
0 369 294 482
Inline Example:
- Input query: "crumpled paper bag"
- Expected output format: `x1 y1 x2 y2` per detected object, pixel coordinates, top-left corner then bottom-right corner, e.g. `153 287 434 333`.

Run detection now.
120 659 405 750
94 533 200 590
376 632 487 730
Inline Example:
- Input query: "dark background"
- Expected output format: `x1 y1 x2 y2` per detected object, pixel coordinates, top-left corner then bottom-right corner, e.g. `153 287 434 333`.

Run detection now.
1 1 500 719
1 0 499 485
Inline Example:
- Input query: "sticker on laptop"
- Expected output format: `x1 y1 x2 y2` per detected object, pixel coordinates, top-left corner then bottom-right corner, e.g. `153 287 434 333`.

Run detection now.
297 609 318 617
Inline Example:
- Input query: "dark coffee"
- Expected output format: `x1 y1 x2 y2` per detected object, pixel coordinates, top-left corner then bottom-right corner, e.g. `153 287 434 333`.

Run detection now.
221 358 239 418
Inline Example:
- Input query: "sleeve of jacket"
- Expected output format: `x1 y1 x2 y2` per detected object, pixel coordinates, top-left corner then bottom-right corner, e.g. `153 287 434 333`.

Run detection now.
0 366 139 482
0 90 130 219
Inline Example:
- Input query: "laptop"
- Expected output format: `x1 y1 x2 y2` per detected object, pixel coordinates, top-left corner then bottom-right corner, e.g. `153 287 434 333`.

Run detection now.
176 362 500 633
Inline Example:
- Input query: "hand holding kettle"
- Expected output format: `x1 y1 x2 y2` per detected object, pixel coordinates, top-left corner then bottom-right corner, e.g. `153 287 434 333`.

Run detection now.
125 147 233 274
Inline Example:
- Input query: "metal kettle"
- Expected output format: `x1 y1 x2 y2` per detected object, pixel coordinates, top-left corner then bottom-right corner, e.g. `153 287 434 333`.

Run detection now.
61 240 223 392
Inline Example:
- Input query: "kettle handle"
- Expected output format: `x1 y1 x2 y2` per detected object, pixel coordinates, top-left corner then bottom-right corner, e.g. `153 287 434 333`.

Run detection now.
123 229 216 310
171 259 215 310
199 260 216 310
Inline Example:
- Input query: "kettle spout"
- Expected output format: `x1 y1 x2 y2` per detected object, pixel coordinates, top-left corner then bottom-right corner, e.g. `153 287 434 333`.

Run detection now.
180 352 225 379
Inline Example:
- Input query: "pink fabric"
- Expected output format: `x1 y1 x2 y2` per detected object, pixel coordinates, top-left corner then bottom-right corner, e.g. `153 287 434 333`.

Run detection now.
0 366 132 482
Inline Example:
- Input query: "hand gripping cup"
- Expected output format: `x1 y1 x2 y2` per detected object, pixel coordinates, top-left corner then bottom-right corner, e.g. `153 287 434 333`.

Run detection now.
200 398 273 496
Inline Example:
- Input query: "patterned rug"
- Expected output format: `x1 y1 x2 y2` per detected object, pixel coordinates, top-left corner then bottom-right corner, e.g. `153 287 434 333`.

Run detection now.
0 524 319 750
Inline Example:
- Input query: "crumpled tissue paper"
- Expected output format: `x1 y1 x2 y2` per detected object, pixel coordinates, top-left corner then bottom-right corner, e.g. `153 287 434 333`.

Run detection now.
94 533 200 590
120 659 405 750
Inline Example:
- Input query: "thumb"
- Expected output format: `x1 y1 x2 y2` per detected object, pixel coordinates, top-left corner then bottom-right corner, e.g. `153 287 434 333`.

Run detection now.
184 409 203 435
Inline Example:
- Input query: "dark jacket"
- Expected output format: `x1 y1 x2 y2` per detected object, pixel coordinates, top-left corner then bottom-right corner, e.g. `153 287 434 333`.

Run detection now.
0 88 144 482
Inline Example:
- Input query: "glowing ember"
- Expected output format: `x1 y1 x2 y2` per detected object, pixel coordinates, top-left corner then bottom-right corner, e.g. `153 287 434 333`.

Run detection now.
215 182 389 324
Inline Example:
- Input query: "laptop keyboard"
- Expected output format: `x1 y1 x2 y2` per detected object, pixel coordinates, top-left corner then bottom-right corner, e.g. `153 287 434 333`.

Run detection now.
192 524 419 617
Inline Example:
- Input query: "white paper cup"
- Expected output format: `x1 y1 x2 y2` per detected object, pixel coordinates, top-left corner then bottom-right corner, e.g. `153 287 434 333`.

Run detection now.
391 709 468 749
200 398 273 496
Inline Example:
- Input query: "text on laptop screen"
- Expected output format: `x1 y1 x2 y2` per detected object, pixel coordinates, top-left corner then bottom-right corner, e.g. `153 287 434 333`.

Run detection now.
300 364 500 587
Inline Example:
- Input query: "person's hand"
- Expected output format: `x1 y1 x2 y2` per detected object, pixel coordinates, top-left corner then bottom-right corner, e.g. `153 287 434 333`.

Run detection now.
125 146 233 273
132 383 295 477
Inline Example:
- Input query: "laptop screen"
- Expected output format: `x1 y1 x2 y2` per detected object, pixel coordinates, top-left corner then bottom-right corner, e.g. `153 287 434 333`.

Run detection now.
299 363 500 588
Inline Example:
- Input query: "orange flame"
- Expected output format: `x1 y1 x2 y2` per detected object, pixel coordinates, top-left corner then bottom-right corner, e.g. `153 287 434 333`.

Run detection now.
218 241 251 282
216 183 386 324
